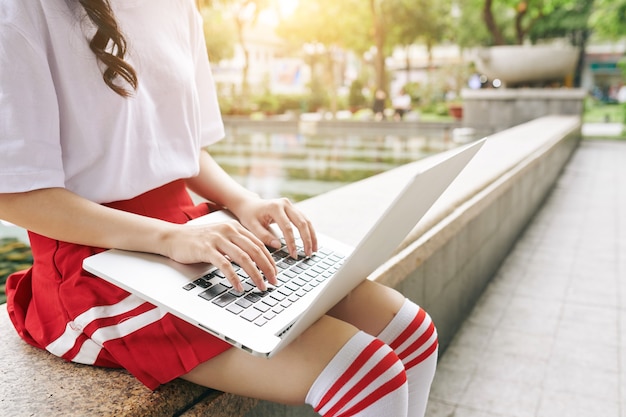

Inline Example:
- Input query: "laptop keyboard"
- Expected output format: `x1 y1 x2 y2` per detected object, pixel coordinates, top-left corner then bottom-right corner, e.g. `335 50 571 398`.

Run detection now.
181 239 345 327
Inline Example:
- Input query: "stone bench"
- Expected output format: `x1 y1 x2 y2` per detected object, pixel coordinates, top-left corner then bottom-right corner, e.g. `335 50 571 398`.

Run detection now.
0 115 581 417
0 304 260 416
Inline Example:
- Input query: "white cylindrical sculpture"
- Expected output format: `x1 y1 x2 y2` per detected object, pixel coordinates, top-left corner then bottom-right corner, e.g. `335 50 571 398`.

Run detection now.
474 45 579 85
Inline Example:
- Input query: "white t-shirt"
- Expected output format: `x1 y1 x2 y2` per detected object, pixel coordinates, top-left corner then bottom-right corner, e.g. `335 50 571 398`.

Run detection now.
0 0 224 203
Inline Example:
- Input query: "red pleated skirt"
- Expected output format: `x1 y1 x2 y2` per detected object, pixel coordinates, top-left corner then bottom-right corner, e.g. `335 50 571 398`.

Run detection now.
5 180 232 390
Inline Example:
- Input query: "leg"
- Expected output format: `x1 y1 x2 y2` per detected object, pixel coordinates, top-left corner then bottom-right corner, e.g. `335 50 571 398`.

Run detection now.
181 314 409 416
181 315 357 404
328 280 438 417
327 279 406 335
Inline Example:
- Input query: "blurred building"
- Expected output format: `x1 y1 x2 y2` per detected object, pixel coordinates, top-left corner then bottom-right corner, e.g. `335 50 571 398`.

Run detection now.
581 40 626 103
211 21 310 96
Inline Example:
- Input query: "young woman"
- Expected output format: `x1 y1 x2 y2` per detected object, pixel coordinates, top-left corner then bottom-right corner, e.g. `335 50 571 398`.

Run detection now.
0 1 438 415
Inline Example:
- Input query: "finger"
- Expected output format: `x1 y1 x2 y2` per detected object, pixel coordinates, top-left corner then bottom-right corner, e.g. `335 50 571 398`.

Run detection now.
218 240 270 291
285 205 318 256
237 228 277 277
242 218 282 251
217 221 276 276
209 249 245 292
229 232 278 288
271 212 298 258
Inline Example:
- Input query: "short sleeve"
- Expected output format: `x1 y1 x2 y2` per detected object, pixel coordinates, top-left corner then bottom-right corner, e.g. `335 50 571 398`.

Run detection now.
191 9 225 148
0 24 65 193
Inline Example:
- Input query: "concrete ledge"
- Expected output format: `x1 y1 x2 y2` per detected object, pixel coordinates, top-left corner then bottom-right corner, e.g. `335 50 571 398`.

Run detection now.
223 116 460 136
462 88 585 134
0 304 238 416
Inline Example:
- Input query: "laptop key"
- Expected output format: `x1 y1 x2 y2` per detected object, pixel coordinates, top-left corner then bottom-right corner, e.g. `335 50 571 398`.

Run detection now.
277 287 293 297
277 261 291 270
199 283 228 301
193 278 211 289
262 297 278 307
291 277 307 287
229 289 246 298
213 292 238 307
245 292 263 303
240 308 261 322
283 270 297 279
291 266 304 275
226 303 244 315
270 292 286 302
236 298 253 309
254 302 270 313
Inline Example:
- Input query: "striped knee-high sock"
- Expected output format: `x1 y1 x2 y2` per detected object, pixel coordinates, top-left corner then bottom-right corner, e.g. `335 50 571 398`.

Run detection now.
377 299 438 417
305 331 408 417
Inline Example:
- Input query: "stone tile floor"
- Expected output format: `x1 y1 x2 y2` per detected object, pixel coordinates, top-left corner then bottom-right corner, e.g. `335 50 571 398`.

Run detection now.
425 140 626 417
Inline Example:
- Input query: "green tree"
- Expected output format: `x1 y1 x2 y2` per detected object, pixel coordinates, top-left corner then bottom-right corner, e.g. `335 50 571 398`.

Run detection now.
387 0 452 88
200 8 236 63
276 0 367 115
202 0 271 100
591 0 626 39
230 0 270 98
468 0 585 46
529 0 595 86
452 0 493 48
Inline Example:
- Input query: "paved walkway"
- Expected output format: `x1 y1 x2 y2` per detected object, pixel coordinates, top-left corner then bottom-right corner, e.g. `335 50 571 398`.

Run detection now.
425 140 626 417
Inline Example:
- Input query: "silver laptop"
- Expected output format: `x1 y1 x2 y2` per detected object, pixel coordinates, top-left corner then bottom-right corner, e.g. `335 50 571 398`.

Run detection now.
83 139 485 358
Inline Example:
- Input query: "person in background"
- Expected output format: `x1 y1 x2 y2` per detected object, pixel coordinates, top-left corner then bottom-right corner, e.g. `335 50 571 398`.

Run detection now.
372 89 387 121
0 1 438 416
392 88 412 121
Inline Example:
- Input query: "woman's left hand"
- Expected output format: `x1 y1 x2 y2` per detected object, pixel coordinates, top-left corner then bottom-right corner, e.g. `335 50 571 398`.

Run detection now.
231 197 318 259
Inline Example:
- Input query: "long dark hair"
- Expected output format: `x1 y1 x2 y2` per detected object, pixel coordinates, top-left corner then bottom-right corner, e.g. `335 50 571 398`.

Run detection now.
78 0 138 96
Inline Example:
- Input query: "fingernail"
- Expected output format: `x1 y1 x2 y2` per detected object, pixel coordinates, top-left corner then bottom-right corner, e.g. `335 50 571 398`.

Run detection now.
270 239 281 248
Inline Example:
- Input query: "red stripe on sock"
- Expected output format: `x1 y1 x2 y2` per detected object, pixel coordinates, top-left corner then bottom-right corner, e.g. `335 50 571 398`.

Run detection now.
336 371 408 417
404 337 439 371
315 339 385 414
324 350 404 417
389 308 426 351
396 321 436 362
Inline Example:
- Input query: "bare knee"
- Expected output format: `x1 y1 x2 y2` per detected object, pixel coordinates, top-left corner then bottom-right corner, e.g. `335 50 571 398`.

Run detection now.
328 280 405 335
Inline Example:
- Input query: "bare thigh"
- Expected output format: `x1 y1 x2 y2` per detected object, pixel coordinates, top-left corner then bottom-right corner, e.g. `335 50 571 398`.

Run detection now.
181 280 404 404
181 314 359 405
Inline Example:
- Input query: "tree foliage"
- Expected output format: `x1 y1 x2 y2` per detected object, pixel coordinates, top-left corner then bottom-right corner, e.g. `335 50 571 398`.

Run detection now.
456 0 592 46
200 0 611 102
201 8 236 62
590 0 626 40
529 0 594 46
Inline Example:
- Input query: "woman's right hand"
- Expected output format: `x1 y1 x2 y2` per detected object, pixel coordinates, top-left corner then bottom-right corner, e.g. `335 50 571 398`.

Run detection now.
162 220 277 293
